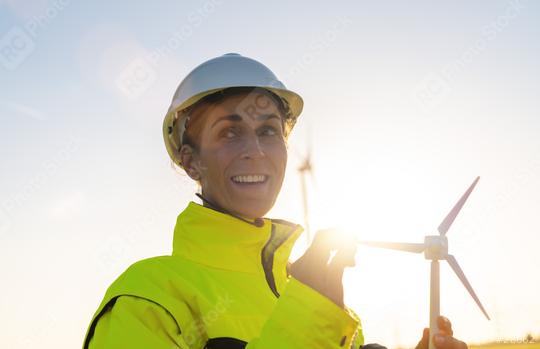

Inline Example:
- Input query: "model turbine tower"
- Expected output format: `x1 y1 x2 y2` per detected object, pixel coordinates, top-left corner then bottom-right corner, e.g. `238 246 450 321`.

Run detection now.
357 177 490 349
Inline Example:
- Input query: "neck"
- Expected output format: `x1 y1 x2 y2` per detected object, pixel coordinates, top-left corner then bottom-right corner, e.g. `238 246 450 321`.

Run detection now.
195 192 264 228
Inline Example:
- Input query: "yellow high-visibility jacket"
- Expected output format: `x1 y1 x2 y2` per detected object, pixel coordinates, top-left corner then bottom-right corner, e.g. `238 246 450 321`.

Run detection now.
83 201 364 348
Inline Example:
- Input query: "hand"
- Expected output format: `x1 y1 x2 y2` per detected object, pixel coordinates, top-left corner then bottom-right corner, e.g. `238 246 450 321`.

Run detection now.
289 228 357 308
415 316 468 349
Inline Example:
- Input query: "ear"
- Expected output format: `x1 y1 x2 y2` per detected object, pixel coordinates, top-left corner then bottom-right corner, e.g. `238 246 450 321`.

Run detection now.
180 144 201 180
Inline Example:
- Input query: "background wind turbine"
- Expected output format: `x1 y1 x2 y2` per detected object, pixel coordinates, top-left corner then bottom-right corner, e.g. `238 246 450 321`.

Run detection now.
357 177 490 349
296 128 315 245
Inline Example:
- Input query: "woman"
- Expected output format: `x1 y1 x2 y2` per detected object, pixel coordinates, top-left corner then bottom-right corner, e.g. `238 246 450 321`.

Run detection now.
82 53 467 349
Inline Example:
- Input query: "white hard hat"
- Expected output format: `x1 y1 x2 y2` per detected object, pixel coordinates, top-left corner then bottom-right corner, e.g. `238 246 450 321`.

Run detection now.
163 53 304 168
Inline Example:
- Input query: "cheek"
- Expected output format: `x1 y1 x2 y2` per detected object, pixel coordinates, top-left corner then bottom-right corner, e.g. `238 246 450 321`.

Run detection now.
207 145 238 179
267 141 288 173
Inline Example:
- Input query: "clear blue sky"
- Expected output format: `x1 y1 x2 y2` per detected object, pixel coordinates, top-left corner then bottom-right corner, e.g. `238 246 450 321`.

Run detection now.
1 1 539 348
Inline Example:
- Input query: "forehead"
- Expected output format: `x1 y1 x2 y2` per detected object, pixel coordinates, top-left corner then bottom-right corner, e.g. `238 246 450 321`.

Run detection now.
210 91 281 118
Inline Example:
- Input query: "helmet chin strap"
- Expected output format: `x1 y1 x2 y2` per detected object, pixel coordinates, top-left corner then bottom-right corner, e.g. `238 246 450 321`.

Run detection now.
195 193 265 228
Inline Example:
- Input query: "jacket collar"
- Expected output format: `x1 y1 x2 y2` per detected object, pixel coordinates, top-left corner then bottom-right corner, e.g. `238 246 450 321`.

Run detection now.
172 201 304 274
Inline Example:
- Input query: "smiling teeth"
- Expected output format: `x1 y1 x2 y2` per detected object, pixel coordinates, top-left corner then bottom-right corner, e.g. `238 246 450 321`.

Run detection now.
232 175 267 183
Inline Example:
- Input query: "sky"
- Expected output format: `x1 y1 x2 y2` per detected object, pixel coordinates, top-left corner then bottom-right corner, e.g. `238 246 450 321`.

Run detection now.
1 0 539 348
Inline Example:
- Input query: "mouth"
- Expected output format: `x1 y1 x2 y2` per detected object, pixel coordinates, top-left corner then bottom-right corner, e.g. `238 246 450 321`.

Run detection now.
230 174 269 184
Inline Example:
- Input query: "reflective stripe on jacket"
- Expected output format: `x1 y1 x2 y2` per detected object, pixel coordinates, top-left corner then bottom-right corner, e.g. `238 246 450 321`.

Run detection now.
83 201 365 348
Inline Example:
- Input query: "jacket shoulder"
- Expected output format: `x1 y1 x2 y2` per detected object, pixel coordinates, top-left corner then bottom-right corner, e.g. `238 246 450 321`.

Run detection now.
110 255 186 288
83 256 195 349
100 255 196 312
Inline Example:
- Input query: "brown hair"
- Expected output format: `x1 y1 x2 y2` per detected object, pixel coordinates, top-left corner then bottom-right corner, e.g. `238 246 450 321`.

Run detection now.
180 87 293 151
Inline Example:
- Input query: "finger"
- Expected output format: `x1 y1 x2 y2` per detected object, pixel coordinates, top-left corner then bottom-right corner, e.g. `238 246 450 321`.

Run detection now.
434 335 467 349
310 228 340 252
437 316 453 336
415 328 429 349
422 328 430 340
434 334 449 349
311 228 356 251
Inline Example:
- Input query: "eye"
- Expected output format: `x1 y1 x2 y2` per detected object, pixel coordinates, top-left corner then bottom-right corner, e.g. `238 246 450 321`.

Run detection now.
222 127 238 139
260 125 279 136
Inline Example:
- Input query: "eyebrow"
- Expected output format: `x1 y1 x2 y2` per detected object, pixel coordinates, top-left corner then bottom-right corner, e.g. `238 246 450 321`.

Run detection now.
211 113 280 129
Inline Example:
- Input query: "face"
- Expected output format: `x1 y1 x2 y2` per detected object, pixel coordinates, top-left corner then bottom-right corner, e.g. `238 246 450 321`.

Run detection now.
185 91 288 219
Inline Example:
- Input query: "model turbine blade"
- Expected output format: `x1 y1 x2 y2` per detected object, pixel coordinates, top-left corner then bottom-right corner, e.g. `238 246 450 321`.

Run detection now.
445 254 491 320
357 241 426 253
438 176 480 236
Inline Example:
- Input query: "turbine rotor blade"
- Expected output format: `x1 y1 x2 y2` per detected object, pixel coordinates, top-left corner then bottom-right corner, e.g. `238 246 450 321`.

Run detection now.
438 176 480 236
445 254 491 320
357 241 426 253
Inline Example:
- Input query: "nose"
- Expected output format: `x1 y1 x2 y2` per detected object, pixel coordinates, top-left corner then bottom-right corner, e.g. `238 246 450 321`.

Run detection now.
241 132 265 159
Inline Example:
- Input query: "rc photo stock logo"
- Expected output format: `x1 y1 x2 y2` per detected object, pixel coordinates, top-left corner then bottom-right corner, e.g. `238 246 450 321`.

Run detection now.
412 72 452 113
234 86 281 122
0 205 12 236
0 0 72 71
0 26 36 70
114 0 223 100
115 57 158 100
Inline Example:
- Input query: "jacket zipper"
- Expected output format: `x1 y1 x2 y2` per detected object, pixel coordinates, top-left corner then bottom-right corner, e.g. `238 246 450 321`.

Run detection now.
260 223 298 297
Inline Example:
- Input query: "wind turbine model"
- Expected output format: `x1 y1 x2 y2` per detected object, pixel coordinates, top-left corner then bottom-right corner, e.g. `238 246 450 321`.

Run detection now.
357 177 490 349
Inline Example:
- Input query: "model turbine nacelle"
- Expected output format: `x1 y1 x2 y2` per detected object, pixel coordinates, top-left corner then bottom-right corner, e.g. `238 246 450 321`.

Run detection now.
424 235 448 260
